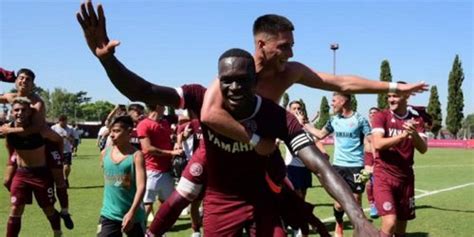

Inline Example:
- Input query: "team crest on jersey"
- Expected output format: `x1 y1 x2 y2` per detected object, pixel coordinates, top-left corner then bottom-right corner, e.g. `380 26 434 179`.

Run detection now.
383 201 393 211
11 196 17 204
242 120 257 133
190 163 203 177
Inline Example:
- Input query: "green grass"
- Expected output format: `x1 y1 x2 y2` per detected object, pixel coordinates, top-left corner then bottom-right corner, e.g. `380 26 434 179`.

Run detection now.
0 139 473 236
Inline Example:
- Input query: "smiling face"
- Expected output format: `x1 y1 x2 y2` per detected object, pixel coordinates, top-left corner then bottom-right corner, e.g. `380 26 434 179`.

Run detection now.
331 94 347 115
15 72 34 95
257 31 294 72
218 56 256 116
387 92 408 113
12 102 32 126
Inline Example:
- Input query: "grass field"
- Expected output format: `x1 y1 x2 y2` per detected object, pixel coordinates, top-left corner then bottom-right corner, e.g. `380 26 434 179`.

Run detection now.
0 139 473 236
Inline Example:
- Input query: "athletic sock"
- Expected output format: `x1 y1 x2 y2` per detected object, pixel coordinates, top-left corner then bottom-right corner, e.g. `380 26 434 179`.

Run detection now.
394 234 406 237
47 211 61 231
6 216 21 237
333 207 344 224
56 187 69 210
147 191 191 235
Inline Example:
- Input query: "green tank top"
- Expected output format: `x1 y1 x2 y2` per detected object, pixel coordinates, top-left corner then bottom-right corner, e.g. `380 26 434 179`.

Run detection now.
100 147 145 223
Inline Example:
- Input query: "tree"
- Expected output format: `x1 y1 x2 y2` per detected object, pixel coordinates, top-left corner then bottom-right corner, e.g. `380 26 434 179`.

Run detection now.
298 98 307 116
462 113 474 139
49 88 91 120
426 86 442 137
80 100 115 121
377 60 392 109
350 94 357 111
315 96 330 129
281 92 290 108
446 55 465 138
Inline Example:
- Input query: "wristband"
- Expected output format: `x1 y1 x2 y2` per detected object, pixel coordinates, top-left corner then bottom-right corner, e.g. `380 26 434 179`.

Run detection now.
388 82 398 93
249 134 261 147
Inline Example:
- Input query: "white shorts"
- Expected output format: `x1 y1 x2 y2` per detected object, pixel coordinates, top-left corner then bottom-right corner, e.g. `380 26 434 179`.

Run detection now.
143 170 174 204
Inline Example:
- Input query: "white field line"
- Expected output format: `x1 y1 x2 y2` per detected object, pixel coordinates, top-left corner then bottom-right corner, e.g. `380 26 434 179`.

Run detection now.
321 182 474 223
414 188 430 193
414 164 474 168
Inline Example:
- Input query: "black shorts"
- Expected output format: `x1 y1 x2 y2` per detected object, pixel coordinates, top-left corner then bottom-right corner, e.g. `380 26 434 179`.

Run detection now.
97 216 144 237
63 153 72 165
333 165 365 194
286 166 312 190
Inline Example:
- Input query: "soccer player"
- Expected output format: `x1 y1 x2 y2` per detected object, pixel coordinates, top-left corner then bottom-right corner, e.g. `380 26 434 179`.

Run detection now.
303 92 371 237
76 2 378 236
51 115 75 186
98 115 146 237
0 68 74 229
365 107 381 219
371 83 428 237
4 97 63 237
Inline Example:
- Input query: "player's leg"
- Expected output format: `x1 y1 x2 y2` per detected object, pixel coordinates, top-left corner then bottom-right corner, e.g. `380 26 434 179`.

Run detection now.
63 152 72 187
190 199 202 237
51 168 74 229
6 204 25 237
146 151 207 236
34 173 62 236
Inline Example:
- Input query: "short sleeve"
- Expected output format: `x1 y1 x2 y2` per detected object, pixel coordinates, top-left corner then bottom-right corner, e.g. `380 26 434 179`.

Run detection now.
371 111 385 135
136 120 149 138
324 117 334 134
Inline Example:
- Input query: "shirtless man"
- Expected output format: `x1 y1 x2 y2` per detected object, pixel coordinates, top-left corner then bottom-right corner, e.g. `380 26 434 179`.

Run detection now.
4 97 63 237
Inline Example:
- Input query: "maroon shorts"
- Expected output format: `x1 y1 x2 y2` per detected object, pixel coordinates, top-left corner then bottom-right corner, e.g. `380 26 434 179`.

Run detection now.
203 189 284 237
10 167 55 208
373 174 415 220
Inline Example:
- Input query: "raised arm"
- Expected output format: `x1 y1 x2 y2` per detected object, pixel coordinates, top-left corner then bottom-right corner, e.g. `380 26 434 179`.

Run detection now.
297 146 378 237
200 79 250 142
76 0 180 107
139 137 182 157
1 96 46 135
294 62 428 95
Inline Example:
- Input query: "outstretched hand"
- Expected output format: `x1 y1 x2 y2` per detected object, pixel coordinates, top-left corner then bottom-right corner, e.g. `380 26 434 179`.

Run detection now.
398 81 429 96
76 0 120 59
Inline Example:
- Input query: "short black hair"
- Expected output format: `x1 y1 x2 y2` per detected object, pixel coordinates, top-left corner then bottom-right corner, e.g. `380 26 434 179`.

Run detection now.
369 107 380 112
288 100 303 108
218 48 256 75
58 115 68 122
111 115 134 130
128 103 145 114
253 14 294 36
333 92 352 103
16 68 36 81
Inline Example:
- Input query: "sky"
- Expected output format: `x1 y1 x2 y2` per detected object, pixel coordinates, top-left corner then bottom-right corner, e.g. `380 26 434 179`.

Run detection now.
1 0 472 122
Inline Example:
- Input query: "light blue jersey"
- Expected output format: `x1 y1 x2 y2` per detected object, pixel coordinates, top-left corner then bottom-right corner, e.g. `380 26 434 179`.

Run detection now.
324 112 370 167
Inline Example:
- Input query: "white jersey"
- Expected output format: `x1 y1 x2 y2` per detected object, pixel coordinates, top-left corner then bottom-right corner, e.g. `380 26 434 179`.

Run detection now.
51 124 74 153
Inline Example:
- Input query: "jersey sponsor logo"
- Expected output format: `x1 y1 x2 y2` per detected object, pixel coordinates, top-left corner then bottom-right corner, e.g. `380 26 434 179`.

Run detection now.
189 163 203 177
335 131 359 138
388 128 404 137
383 201 393 211
206 130 254 153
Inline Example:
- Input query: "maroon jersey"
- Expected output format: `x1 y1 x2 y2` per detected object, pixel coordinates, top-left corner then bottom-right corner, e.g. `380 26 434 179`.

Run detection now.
371 108 426 179
177 84 313 198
